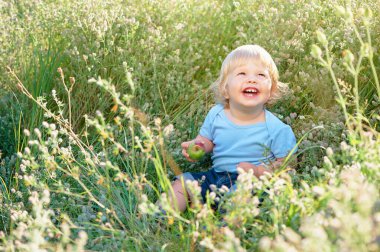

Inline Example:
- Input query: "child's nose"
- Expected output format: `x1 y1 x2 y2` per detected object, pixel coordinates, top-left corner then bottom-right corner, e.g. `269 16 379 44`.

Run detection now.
247 75 258 83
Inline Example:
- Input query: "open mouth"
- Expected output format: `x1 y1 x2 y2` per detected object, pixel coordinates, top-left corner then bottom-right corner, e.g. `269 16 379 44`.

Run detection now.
242 87 259 97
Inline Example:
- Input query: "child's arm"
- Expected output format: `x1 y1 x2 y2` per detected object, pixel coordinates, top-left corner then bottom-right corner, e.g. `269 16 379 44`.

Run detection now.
181 135 214 162
237 157 295 178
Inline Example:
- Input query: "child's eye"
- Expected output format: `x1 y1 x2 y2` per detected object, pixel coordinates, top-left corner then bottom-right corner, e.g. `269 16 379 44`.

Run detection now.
258 73 266 77
237 72 246 76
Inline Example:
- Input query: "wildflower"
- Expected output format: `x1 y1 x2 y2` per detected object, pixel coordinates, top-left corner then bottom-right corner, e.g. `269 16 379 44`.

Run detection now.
326 147 334 157
340 141 349 151
335 6 346 17
193 231 200 240
236 167 245 174
312 186 325 196
283 227 301 244
154 117 161 127
175 23 185 30
69 77 75 86
311 44 322 59
50 124 56 131
167 216 174 225
200 237 215 250
209 192 216 200
34 128 42 138
24 147 31 155
232 1 241 8
323 156 333 169
210 184 217 192
23 129 30 137
219 185 230 193
342 50 354 65
259 236 272 251
163 124 174 137
316 30 328 46
360 43 371 58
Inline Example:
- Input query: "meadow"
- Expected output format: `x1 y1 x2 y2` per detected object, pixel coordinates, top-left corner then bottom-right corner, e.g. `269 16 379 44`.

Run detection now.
0 0 379 251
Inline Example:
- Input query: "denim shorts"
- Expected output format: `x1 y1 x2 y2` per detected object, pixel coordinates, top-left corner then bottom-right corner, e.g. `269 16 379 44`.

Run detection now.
175 168 239 203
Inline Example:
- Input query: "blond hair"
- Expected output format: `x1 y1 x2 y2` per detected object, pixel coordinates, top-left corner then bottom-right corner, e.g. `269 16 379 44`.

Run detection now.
212 45 288 107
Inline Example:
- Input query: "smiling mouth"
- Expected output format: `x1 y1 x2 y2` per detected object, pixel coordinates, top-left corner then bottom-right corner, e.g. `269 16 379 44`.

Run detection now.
242 87 259 97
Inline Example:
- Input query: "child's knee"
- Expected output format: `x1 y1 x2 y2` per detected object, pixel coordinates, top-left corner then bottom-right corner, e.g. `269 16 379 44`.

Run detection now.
172 179 182 188
172 179 186 194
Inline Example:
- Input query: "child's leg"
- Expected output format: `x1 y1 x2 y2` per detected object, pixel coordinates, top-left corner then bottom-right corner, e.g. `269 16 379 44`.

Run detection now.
169 179 189 212
158 170 212 213
166 171 207 212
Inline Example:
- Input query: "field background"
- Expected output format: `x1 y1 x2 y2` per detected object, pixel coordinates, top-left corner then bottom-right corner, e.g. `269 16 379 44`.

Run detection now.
0 0 379 251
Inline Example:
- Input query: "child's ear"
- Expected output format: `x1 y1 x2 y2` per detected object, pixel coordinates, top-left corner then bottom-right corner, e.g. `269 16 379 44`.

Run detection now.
222 85 229 99
223 92 229 99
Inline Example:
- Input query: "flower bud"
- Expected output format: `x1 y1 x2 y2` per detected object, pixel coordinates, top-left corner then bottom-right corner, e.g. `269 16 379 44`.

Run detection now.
342 49 354 65
316 30 328 46
69 77 75 85
312 186 325 196
23 129 30 137
358 7 373 25
34 128 41 139
57 67 64 79
364 8 373 19
335 6 346 17
326 147 334 157
360 43 371 58
311 44 323 59
345 8 353 22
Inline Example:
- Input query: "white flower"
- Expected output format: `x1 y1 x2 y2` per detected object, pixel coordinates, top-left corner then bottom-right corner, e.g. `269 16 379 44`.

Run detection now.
24 147 31 155
219 185 230 193
175 23 185 30
23 129 30 137
200 237 215 250
163 124 174 137
259 236 272 250
42 121 49 128
312 186 325 196
326 147 334 157
209 192 216 200
210 184 217 192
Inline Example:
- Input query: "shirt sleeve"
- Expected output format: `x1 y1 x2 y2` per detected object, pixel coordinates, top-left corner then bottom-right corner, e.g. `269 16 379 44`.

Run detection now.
199 105 221 141
271 125 298 158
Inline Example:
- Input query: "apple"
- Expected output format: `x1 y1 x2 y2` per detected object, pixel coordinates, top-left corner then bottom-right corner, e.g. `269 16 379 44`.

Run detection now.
187 142 205 161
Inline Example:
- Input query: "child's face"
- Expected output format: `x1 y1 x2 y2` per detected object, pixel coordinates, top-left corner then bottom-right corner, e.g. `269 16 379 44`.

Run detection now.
224 59 272 111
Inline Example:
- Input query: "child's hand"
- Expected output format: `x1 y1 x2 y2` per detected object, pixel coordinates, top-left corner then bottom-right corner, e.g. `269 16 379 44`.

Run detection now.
236 162 256 172
181 140 197 162
181 135 213 162
237 162 276 178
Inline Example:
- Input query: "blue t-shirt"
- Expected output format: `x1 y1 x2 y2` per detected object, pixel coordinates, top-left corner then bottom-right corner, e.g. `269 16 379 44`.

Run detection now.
199 104 297 173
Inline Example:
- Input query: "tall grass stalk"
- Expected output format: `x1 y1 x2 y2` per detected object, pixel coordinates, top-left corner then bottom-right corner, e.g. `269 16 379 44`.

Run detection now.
312 5 379 134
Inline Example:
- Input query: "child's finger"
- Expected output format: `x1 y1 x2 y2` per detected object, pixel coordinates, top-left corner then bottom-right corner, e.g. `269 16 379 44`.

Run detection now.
182 149 188 157
186 157 196 162
182 149 196 162
181 141 191 149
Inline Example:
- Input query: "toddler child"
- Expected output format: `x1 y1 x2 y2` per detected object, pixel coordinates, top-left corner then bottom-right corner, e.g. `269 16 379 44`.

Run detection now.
171 44 297 212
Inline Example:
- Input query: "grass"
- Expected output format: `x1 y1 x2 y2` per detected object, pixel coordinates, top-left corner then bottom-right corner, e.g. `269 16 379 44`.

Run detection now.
0 0 379 251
